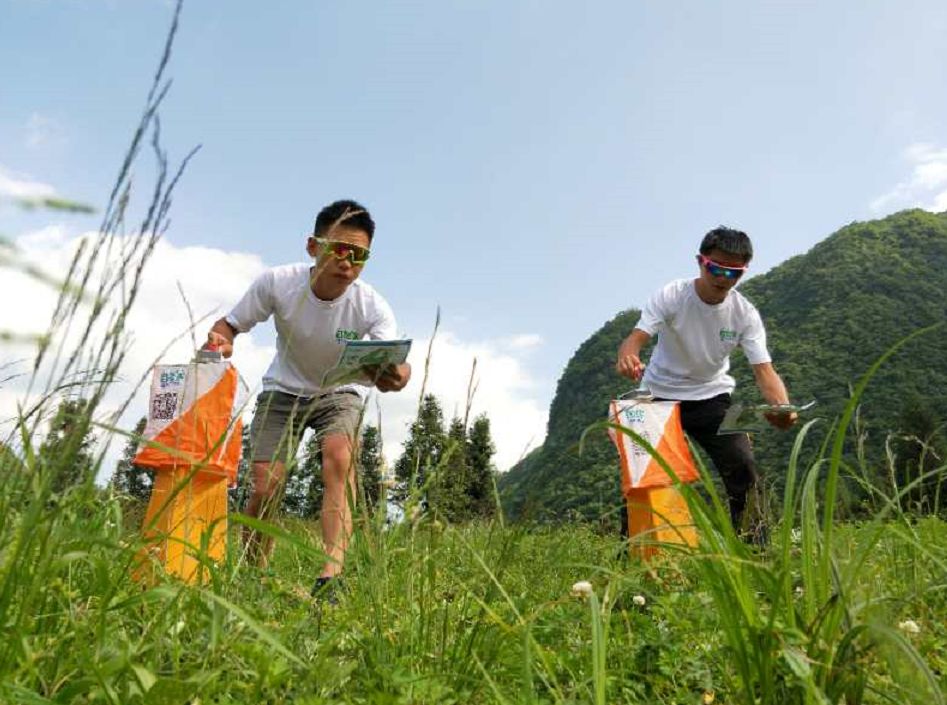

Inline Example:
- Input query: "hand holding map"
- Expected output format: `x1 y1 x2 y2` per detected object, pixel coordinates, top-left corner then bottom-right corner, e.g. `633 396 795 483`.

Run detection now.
717 401 816 435
321 339 412 387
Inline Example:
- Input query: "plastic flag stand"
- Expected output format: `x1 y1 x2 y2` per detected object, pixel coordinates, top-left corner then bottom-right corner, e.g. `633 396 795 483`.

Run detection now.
133 351 247 583
608 396 699 559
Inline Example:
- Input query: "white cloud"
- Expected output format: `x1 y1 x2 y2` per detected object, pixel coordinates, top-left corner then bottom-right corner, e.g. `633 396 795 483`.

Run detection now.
871 143 947 214
504 333 544 350
368 330 548 473
0 166 56 201
0 229 546 480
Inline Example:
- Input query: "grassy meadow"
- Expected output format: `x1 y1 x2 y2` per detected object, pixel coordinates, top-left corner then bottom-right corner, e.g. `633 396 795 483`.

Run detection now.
0 447 945 704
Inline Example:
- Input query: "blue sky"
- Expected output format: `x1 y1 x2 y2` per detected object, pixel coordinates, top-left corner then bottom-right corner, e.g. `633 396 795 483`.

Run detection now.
3 1 947 469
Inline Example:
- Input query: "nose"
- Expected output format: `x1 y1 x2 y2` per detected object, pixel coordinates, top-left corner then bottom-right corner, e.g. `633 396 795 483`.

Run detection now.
336 256 354 271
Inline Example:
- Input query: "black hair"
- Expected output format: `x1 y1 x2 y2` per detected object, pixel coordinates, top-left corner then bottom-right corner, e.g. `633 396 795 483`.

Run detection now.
699 226 753 263
313 199 375 242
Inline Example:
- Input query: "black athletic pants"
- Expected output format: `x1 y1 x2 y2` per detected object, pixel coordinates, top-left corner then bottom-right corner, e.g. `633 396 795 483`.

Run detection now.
620 393 761 536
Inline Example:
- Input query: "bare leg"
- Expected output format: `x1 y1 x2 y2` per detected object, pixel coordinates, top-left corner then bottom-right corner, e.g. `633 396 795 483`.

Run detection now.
243 460 286 567
319 433 356 579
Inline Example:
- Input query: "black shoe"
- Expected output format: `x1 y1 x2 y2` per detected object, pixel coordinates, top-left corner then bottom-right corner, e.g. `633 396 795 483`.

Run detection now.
739 521 769 551
310 576 341 604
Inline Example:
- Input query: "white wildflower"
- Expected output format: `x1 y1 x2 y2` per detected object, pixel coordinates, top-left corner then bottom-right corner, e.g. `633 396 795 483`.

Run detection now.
632 594 646 606
570 580 593 598
898 619 920 634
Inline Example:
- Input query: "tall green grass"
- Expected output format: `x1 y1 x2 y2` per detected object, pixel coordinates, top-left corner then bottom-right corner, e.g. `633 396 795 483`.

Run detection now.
1 396 946 704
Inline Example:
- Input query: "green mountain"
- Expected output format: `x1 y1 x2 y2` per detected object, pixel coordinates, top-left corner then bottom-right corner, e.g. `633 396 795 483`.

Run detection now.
499 209 947 522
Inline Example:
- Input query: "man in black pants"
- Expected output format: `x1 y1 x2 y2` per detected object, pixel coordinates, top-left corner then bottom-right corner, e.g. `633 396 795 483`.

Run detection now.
615 227 796 540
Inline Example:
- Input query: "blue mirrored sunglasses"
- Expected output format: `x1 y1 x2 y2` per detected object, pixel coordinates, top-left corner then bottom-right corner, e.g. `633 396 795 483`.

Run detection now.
697 254 747 280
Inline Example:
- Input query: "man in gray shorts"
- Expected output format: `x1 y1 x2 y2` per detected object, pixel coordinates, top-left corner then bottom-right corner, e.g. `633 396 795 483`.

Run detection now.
204 199 411 590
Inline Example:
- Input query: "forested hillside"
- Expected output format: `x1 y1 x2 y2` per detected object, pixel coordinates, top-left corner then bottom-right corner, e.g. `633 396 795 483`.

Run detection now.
500 209 947 522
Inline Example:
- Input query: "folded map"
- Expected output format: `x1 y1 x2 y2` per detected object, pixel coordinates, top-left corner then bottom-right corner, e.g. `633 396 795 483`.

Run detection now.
717 401 817 435
322 339 413 387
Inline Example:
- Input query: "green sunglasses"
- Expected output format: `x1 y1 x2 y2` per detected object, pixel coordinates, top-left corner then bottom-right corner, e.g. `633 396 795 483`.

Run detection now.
316 238 371 265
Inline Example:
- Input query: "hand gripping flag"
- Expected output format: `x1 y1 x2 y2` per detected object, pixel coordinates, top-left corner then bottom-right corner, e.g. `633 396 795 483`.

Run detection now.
608 399 699 496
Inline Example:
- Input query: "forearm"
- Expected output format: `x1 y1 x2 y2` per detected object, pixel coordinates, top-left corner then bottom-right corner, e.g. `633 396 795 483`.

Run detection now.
753 363 790 405
616 328 651 381
618 329 651 359
753 362 799 429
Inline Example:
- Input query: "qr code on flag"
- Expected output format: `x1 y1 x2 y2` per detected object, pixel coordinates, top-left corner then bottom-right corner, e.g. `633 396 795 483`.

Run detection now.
151 392 179 421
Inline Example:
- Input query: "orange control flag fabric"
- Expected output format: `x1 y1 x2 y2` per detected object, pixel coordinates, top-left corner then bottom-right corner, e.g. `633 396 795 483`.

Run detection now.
608 400 699 495
134 361 248 484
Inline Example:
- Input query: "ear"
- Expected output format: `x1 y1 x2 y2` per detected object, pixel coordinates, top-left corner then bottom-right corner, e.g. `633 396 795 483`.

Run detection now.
306 236 319 258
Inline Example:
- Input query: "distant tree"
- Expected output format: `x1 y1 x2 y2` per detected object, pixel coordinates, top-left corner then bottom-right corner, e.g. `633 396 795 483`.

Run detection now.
39 398 96 494
359 424 383 514
281 433 324 517
394 394 448 509
467 413 498 518
428 417 471 522
294 431 324 519
111 417 152 501
282 462 309 517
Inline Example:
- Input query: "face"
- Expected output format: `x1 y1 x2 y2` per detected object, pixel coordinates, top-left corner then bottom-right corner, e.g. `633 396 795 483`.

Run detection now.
307 227 372 289
696 248 748 299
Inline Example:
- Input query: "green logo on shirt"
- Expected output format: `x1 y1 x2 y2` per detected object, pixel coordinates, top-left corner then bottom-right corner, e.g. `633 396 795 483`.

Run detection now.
719 329 737 342
335 329 359 343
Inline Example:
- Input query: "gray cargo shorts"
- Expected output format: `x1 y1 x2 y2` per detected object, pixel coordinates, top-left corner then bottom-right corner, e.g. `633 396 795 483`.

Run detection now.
248 390 364 464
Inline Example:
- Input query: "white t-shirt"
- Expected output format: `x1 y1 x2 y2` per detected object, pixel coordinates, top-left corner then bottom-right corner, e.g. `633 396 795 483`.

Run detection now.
226 263 398 397
636 278 771 401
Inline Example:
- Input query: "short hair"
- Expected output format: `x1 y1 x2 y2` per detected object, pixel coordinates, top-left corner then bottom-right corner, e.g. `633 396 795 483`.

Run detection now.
699 226 753 263
313 199 375 242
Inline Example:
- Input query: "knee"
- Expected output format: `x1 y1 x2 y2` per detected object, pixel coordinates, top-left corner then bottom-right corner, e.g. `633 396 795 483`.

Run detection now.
716 446 758 491
252 462 285 498
321 438 354 484
731 448 757 479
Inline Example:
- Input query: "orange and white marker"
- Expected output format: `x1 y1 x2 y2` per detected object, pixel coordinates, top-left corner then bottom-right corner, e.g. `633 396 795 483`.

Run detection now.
133 356 248 583
608 399 699 558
